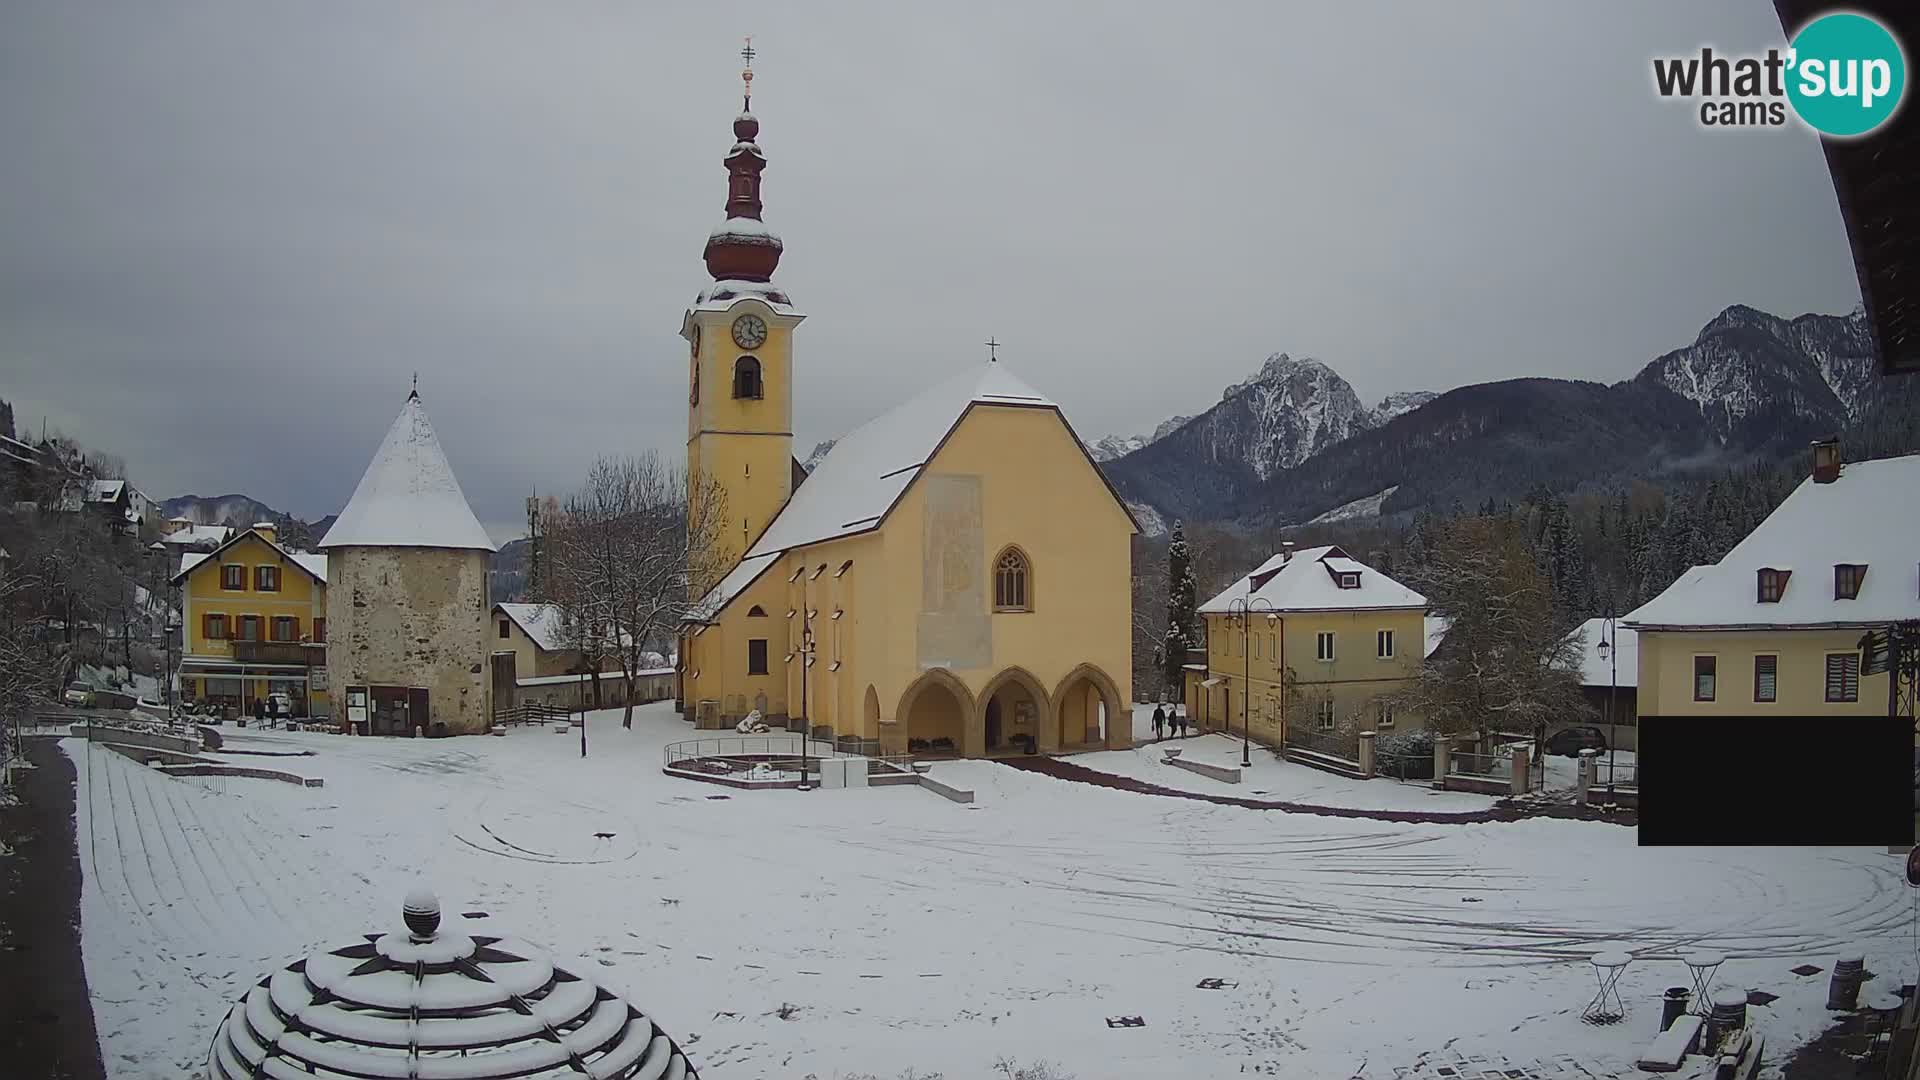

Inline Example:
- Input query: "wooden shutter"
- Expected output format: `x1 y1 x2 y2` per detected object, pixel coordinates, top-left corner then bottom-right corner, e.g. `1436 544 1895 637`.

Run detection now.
1826 653 1860 702
1753 655 1777 702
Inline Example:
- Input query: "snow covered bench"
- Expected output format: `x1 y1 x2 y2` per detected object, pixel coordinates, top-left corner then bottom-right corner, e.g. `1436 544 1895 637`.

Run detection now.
1635 1014 1704 1072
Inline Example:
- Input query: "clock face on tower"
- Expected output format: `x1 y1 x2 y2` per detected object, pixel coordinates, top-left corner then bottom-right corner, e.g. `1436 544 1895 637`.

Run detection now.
731 314 768 350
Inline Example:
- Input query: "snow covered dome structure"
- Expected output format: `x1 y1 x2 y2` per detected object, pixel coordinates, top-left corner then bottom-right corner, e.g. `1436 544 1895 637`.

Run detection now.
207 891 699 1078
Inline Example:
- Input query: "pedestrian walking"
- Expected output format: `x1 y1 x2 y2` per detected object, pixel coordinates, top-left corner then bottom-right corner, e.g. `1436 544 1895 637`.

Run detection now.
1152 704 1166 741
1174 709 1186 738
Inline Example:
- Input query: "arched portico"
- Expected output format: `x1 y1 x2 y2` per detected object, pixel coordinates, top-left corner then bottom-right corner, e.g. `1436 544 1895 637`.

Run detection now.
977 666 1052 755
1051 663 1129 751
897 668 976 757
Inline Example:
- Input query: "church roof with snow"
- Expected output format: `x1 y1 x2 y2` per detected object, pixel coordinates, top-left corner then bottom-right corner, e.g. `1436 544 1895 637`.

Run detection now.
689 361 1134 620
319 392 496 552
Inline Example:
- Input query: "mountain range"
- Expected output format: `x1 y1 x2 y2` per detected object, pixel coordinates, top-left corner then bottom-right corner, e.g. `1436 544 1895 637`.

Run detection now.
1102 304 1882 535
159 494 337 545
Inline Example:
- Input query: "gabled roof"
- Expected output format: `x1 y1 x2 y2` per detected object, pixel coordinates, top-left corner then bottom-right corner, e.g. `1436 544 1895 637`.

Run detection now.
319 392 496 552
688 361 1137 621
160 524 233 548
494 603 630 653
1200 546 1426 614
173 527 327 585
88 479 125 502
1625 453 1920 629
1565 617 1638 689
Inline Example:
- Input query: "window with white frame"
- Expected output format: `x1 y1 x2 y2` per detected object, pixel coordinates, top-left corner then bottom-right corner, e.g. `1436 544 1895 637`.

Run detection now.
1376 700 1395 728
1315 698 1336 731
1376 629 1394 658
1315 631 1335 661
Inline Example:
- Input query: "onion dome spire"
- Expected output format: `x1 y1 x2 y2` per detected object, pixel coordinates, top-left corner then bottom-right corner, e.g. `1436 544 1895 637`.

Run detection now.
704 36 784 283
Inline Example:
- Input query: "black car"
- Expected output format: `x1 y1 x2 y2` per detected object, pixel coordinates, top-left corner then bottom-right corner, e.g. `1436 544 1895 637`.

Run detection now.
1545 725 1609 757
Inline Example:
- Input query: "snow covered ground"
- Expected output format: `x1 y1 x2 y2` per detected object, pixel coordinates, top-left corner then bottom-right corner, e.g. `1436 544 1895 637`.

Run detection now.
1074 733 1501 812
65 704 1917 1079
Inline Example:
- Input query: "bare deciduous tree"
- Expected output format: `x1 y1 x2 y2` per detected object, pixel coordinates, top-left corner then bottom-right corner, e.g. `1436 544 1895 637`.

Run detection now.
540 455 731 728
1398 516 1588 739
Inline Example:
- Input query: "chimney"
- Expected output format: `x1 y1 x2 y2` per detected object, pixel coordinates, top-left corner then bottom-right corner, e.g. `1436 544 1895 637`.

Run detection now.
252 521 277 544
1811 437 1842 484
1282 540 1295 562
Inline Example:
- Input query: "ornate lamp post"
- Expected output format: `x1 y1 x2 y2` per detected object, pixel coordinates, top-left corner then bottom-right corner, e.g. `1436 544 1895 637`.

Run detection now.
1225 596 1278 769
1596 614 1619 805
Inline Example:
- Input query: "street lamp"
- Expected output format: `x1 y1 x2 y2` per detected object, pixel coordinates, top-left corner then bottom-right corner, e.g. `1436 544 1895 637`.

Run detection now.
164 616 181 719
1596 614 1618 805
1225 596 1278 769
570 660 592 758
796 609 815 792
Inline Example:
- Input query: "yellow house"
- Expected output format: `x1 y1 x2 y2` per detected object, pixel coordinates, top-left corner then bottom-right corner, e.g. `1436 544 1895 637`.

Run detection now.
1190 544 1428 753
489 602 671 712
171 523 329 717
675 88 1136 757
1625 445 1917 719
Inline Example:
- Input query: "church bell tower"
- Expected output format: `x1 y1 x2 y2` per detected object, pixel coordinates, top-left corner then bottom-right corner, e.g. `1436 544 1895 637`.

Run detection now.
683 38 804 565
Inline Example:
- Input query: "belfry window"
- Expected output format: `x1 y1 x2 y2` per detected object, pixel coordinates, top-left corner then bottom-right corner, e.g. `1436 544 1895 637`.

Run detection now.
733 357 763 400
994 547 1031 612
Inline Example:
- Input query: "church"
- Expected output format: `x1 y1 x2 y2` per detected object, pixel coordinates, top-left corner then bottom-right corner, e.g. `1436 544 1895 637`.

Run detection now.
675 54 1136 758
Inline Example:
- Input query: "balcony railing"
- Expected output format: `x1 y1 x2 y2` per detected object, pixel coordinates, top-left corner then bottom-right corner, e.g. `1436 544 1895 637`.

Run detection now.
228 640 322 665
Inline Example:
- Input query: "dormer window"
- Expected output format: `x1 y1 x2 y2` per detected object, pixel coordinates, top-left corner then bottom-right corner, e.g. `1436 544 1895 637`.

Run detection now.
1756 568 1790 603
1338 573 1359 589
1834 563 1867 600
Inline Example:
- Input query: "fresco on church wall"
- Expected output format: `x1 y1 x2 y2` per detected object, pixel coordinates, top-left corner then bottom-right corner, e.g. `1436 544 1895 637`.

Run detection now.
917 473 989 671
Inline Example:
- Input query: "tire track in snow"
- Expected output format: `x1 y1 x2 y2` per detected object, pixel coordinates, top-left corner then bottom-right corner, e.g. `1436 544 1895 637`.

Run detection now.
123 753 224 942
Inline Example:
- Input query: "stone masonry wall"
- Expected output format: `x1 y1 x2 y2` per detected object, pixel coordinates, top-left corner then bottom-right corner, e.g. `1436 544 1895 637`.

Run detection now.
325 546 490 735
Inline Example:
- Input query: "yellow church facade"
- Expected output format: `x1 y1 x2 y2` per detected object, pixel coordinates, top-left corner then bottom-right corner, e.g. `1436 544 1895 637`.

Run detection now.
675 72 1135 758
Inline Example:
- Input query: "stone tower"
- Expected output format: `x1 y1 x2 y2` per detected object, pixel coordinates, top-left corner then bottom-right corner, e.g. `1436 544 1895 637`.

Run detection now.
320 390 497 735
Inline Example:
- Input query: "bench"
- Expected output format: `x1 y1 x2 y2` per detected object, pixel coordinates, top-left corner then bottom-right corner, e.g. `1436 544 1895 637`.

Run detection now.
1636 1014 1705 1072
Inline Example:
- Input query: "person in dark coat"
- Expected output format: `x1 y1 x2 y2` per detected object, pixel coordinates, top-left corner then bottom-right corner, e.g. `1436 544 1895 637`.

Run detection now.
1151 704 1166 740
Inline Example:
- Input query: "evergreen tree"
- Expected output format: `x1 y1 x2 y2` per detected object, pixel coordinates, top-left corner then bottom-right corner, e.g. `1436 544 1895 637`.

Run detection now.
1160 521 1199 698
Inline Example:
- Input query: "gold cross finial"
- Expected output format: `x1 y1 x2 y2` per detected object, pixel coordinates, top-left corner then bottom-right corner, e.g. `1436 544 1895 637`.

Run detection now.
985 337 1001 362
741 36 755 108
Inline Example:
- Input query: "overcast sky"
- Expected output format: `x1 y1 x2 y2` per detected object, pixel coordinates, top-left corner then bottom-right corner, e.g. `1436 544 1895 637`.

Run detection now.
0 1 1863 541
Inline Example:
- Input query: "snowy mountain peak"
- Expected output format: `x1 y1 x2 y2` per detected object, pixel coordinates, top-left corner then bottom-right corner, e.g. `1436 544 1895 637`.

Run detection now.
1223 353 1341 401
1371 391 1437 425
1636 306 1877 441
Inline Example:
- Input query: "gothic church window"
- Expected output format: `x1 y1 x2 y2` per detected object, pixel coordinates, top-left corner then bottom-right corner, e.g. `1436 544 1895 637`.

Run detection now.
994 547 1031 612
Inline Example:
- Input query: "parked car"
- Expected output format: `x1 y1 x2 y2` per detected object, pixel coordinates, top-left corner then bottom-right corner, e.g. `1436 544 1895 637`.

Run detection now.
62 687 94 708
1545 725 1608 757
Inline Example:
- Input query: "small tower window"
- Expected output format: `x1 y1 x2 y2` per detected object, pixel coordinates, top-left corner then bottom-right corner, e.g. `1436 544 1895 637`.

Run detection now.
994 547 1031 611
747 605 767 617
733 357 763 400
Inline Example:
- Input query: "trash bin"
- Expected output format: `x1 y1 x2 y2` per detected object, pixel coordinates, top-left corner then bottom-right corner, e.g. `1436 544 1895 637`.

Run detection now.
1662 987 1693 1031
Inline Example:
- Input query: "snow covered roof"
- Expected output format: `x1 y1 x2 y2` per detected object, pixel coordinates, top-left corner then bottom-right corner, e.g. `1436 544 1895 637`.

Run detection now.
174 529 327 585
1625 453 1920 629
494 603 632 653
1424 615 1450 658
1200 546 1426 614
207 891 699 1080
88 479 124 501
319 392 497 552
688 361 1135 622
708 217 781 245
1565 617 1638 688
160 524 232 548
693 278 800 314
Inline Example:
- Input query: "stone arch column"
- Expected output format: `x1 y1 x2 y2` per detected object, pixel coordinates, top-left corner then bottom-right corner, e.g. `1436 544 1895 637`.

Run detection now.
1051 663 1128 751
896 668 978 757
977 666 1053 754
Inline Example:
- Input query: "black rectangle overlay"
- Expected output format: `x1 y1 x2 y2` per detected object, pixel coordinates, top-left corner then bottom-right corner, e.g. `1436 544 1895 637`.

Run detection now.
1638 717 1912 846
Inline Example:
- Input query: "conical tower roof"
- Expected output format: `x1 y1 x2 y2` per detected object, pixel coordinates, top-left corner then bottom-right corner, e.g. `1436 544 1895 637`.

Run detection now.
320 391 496 552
